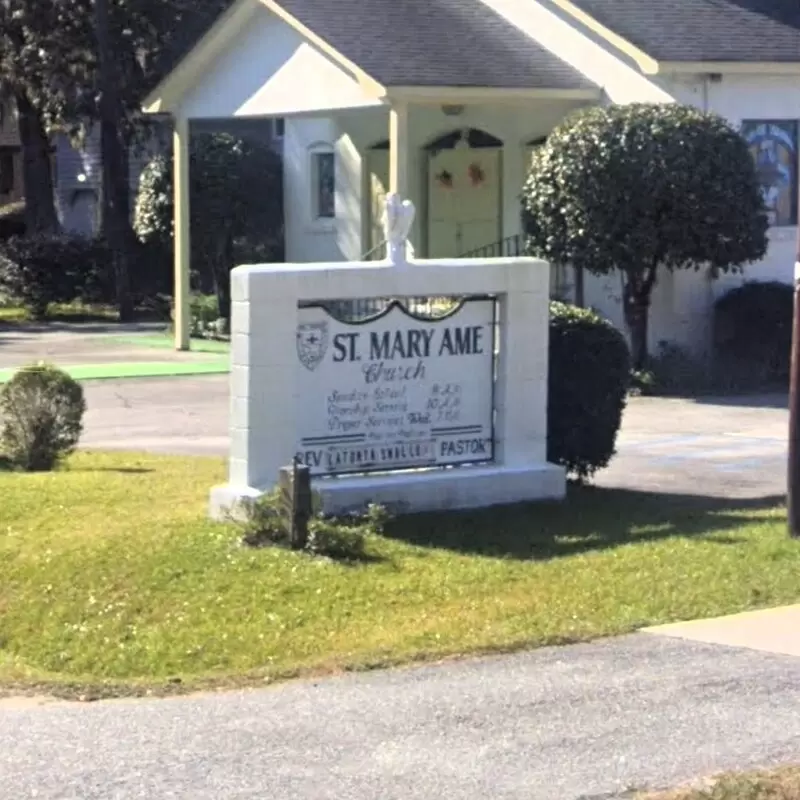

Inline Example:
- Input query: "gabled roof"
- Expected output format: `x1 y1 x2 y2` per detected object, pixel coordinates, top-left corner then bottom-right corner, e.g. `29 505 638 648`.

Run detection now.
567 0 800 64
274 0 596 89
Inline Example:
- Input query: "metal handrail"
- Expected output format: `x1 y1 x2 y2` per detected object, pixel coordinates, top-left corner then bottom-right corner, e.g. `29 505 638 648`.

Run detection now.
458 233 525 259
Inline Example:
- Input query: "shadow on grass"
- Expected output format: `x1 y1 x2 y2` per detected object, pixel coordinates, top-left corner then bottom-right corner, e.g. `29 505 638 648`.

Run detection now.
0 461 156 475
383 485 785 561
74 467 156 474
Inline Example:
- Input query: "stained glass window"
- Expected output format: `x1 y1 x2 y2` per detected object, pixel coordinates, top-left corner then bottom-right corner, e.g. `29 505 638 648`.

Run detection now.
741 120 798 227
313 151 335 219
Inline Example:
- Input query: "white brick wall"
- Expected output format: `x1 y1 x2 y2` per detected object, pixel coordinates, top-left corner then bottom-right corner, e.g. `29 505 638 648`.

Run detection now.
210 252 565 517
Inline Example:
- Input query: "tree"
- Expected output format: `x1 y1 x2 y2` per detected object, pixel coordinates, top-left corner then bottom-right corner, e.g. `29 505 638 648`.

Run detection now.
522 103 769 369
0 0 230 317
134 132 283 320
0 1 69 233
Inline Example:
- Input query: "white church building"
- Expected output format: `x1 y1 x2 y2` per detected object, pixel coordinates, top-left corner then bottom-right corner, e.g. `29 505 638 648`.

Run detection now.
144 0 800 354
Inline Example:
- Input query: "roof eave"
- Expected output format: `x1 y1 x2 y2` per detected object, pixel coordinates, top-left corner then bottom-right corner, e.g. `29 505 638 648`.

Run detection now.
650 61 800 75
549 0 660 74
385 86 602 103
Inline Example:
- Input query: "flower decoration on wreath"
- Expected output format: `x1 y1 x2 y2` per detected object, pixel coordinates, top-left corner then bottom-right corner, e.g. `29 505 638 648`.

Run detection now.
435 169 454 189
467 162 485 187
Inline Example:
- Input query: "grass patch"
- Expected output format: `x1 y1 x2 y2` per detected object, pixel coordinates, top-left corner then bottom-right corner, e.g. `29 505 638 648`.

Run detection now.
642 764 800 799
0 451 796 697
102 333 231 354
0 302 120 325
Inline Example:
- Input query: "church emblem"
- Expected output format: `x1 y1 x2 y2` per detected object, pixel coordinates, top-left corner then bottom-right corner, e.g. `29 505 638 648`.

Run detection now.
296 321 329 371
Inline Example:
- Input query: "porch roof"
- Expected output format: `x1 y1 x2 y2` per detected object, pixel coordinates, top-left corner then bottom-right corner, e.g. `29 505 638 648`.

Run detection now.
144 0 598 116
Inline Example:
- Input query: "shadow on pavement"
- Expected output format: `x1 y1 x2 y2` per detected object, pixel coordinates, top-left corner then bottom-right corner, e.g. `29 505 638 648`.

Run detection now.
690 392 787 409
384 486 785 561
0 321 168 335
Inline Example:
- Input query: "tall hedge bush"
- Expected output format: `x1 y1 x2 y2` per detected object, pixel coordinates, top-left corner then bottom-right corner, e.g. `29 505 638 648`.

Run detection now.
548 302 631 480
134 132 283 321
713 281 792 386
0 234 111 318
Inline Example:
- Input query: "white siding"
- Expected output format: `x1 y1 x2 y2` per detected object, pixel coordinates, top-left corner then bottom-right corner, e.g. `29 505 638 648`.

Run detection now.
177 6 381 120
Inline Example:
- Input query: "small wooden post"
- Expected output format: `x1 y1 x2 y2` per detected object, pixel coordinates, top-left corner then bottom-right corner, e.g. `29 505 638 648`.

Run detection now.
278 457 312 549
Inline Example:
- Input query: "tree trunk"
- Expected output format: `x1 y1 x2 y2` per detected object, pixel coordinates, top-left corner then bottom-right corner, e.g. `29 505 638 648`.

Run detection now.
99 121 134 320
573 264 585 307
622 262 660 371
94 0 134 321
623 287 651 371
14 91 59 234
212 236 234 322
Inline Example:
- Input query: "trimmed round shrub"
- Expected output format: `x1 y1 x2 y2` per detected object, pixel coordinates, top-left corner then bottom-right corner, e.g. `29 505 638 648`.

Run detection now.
523 103 767 370
0 363 86 471
548 302 631 480
713 281 792 385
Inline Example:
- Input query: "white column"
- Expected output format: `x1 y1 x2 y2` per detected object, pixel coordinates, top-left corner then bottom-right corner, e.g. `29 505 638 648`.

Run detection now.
389 102 410 197
173 116 191 351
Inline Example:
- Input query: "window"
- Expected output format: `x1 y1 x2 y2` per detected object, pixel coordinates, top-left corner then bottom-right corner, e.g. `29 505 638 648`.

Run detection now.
0 149 15 195
311 149 335 220
741 119 798 227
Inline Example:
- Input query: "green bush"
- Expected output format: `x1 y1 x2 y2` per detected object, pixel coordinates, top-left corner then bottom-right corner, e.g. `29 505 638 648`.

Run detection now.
0 234 110 318
240 491 385 561
305 519 367 560
714 281 792 386
187 293 228 338
0 363 86 471
640 341 713 396
548 301 631 480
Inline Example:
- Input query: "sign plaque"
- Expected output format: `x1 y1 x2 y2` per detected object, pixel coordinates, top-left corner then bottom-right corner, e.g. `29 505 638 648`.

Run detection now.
295 298 495 476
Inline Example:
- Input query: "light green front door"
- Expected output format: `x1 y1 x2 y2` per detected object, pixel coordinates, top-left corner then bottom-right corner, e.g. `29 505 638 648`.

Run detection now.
427 146 501 257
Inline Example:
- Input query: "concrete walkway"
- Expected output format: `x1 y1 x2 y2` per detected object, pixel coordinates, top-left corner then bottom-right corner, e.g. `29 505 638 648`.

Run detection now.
0 325 221 368
644 605 800 658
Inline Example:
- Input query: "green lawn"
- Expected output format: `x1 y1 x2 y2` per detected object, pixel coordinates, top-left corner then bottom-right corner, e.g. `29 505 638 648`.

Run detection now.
0 451 795 698
643 765 800 799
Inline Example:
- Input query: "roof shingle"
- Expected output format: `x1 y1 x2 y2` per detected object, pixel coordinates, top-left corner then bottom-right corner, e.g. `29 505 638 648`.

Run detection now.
569 0 800 63
276 0 598 89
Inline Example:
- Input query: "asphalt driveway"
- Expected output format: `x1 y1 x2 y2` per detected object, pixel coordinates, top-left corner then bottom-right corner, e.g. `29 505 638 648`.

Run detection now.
4 634 800 800
77 376 788 499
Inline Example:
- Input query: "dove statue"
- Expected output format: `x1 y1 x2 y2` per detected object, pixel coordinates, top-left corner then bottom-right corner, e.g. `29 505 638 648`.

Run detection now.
382 193 416 265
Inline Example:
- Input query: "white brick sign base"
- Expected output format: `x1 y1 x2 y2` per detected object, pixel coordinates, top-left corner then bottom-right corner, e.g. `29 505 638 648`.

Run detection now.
209 252 565 518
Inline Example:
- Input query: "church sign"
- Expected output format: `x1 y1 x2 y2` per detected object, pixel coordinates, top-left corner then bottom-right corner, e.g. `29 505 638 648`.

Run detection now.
295 298 495 476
